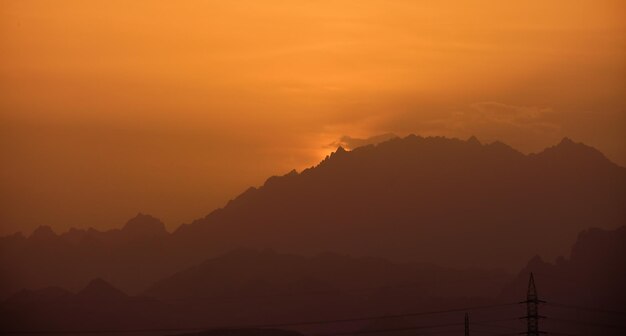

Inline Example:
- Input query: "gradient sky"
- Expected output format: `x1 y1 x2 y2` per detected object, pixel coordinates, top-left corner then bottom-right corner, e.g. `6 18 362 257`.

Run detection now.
1 0 625 235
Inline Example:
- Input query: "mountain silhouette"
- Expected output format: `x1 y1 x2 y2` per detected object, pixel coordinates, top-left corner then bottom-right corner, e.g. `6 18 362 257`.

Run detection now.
145 249 510 301
28 225 57 242
75 278 130 302
0 278 175 333
501 225 626 307
335 133 399 149
170 135 625 269
2 226 623 335
1 135 624 297
121 213 168 238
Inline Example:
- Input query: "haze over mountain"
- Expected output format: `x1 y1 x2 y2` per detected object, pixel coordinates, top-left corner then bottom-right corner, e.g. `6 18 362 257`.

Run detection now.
1 135 624 297
171 135 625 268
144 249 510 301
2 225 623 335
502 225 626 308
3 3 624 335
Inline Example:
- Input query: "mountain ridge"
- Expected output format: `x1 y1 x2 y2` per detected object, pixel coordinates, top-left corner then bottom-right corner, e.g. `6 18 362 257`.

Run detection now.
6 135 621 240
3 225 623 335
1 135 624 297
169 135 625 266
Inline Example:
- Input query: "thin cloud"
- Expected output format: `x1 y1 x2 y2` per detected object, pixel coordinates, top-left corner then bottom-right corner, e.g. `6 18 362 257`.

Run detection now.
329 133 399 150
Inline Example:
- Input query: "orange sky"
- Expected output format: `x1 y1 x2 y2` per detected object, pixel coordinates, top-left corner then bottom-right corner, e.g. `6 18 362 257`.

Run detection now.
1 0 625 235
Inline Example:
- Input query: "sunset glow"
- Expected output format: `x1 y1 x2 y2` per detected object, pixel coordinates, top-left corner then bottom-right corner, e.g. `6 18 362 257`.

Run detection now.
1 0 625 234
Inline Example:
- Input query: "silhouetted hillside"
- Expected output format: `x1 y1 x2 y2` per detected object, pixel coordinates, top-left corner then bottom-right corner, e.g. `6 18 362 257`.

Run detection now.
172 135 625 270
498 225 626 335
0 278 173 334
0 213 174 297
0 261 509 335
1 136 624 297
75 278 131 302
145 249 510 301
501 225 626 307
3 226 623 335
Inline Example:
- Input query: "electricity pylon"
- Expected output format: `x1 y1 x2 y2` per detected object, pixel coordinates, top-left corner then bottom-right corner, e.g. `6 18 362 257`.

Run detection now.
521 272 546 335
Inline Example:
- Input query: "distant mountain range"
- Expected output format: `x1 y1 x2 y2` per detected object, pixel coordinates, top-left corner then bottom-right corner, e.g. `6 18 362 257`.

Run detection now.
1 135 624 298
144 249 510 301
502 226 626 307
2 225 623 335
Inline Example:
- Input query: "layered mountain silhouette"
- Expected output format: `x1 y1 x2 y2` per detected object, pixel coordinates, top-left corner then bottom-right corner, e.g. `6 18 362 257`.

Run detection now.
501 225 626 307
144 249 510 302
0 213 173 297
2 225 623 335
1 278 174 333
1 135 624 298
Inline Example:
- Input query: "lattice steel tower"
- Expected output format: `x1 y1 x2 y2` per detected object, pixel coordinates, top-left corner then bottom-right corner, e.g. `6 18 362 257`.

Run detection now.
522 272 545 335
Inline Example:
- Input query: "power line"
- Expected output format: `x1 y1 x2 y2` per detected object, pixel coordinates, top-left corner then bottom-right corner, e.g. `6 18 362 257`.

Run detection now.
0 303 519 335
7 274 623 336
545 302 626 316
472 320 521 332
310 321 464 336
549 317 626 331
469 330 519 336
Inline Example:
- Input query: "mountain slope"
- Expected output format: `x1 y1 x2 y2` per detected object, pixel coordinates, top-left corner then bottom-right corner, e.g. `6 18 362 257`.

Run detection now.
145 249 510 301
501 225 626 307
4 226 623 335
171 135 625 269
1 135 624 296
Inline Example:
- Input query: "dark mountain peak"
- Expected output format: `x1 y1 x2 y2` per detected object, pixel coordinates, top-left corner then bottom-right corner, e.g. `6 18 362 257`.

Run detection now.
482 141 525 160
121 213 167 237
76 278 128 301
338 133 399 150
318 146 349 167
534 137 612 167
263 169 300 189
558 137 575 146
553 137 592 151
29 225 57 241
404 133 424 142
467 135 481 146
81 277 115 291
87 227 100 234
333 146 347 155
